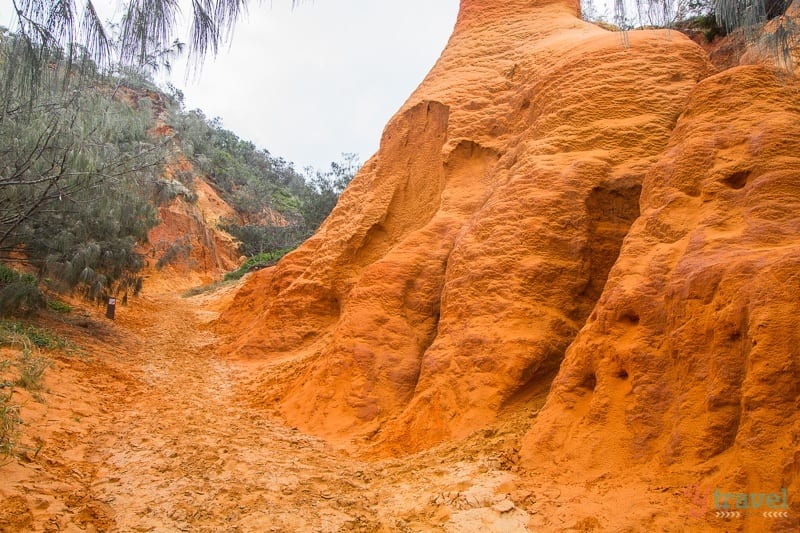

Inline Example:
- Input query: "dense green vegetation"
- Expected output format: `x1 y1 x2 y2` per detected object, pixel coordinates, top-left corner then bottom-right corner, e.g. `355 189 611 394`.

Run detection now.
166 100 358 257
0 264 44 315
0 28 164 308
0 24 357 315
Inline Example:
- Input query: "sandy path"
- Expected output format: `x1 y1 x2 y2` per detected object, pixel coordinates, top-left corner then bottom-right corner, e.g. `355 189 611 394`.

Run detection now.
90 291 387 531
0 284 542 532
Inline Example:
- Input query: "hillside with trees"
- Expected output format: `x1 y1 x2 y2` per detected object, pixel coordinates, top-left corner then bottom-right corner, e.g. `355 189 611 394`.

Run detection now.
2 1 799 531
0 26 357 313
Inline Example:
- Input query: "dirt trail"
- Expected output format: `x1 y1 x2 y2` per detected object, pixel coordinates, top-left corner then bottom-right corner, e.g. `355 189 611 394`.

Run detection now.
1 280 545 532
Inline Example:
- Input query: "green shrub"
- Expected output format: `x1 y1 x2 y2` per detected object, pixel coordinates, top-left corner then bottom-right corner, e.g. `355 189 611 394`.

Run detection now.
219 221 303 258
0 265 22 284
156 238 193 269
154 178 198 205
0 264 45 315
46 300 72 314
223 250 291 281
0 50 164 305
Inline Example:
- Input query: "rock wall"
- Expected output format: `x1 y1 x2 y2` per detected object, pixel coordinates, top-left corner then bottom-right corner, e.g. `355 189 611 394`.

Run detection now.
218 0 800 531
523 64 800 530
143 158 241 285
219 0 713 449
218 0 800 527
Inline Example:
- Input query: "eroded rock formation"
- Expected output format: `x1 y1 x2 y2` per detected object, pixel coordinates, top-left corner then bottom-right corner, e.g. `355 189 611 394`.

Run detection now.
219 0 798 527
523 64 800 530
219 0 712 446
144 162 241 283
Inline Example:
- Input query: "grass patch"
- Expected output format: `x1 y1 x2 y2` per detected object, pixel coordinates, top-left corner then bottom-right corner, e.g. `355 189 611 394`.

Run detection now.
0 316 83 459
46 299 72 314
0 320 70 350
14 350 50 391
0 391 21 458
0 358 12 389
182 279 235 298
223 249 290 282
182 248 291 296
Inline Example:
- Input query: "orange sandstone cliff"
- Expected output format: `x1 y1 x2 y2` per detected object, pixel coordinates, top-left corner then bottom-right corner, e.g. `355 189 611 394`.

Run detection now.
218 0 798 528
220 0 712 444
122 91 245 286
141 156 248 286
522 64 800 530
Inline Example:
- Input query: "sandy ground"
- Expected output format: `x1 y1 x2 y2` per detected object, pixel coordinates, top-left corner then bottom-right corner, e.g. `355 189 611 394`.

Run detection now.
0 277 546 532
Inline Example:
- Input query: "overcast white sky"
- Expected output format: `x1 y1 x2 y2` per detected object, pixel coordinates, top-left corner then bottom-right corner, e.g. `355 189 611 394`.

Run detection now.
1 0 460 170
168 1 460 170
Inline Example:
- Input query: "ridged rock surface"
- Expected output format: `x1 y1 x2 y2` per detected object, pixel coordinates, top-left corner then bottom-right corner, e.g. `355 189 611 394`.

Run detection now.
522 64 800 530
218 0 800 527
219 0 712 447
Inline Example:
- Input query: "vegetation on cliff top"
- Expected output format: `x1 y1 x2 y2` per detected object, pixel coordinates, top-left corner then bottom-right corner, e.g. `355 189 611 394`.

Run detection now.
166 98 358 257
585 0 796 58
0 0 792 316
0 23 355 314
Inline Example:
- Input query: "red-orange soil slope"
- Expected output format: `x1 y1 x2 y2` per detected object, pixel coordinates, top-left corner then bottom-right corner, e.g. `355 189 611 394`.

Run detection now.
523 64 800 531
218 0 712 448
219 0 799 529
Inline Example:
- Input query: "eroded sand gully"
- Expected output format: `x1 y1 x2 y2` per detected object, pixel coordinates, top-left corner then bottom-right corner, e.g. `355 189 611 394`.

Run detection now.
0 281 561 532
3 0 800 526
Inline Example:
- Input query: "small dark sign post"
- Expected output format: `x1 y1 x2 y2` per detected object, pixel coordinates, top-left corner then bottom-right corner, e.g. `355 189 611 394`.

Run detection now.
106 297 116 320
